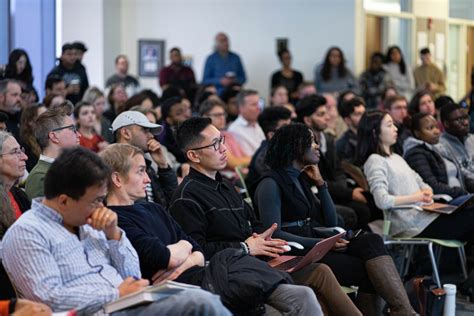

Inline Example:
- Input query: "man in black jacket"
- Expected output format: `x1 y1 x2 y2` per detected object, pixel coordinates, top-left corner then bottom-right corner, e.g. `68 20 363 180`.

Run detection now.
168 117 362 315
112 110 178 208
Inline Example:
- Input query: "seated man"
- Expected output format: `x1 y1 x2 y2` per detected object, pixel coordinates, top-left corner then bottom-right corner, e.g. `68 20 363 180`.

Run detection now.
169 117 361 315
112 110 178 207
101 143 322 315
336 97 366 162
2 147 230 315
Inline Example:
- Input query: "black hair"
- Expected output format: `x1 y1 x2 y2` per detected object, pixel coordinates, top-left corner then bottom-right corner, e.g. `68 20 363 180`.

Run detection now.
295 94 327 122
435 95 455 110
258 106 292 137
265 123 313 169
176 117 212 154
72 41 88 52
321 47 347 81
170 47 181 54
45 74 65 91
354 110 390 166
0 112 7 123
61 43 74 53
161 96 182 120
385 46 407 75
140 89 160 108
220 85 240 103
410 112 431 135
44 147 111 200
440 102 462 124
161 85 184 102
371 52 385 61
420 48 430 55
337 90 357 111
277 48 290 60
409 90 433 115
4 49 33 86
338 97 365 119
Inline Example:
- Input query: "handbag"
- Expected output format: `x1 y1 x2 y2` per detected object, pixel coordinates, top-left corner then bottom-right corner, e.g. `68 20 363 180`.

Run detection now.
405 276 446 316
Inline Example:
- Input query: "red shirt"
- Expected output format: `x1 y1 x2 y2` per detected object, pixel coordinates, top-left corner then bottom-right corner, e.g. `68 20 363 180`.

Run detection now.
7 191 22 219
80 134 105 153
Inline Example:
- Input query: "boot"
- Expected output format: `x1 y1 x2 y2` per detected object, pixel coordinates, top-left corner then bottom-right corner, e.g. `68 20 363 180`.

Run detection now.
366 255 416 315
355 292 384 316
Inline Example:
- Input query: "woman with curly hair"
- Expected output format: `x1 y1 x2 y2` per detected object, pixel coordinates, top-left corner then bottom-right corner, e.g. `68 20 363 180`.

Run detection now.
314 47 358 94
254 123 415 315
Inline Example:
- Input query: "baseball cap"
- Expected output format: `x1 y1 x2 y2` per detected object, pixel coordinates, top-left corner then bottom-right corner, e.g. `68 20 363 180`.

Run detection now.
111 111 163 135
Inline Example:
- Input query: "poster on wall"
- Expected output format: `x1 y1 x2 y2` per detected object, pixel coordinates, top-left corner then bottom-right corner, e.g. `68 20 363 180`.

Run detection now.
138 40 165 77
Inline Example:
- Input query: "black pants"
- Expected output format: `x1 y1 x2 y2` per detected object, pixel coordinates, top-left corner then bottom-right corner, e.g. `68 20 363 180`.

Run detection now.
416 206 474 242
320 233 387 293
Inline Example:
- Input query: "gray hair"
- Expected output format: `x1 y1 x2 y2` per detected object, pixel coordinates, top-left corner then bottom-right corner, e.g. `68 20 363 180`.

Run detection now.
0 130 13 154
236 89 258 107
82 87 104 104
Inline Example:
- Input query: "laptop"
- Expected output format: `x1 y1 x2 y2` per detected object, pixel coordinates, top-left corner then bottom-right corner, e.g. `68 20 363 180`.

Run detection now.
422 195 474 215
268 231 345 273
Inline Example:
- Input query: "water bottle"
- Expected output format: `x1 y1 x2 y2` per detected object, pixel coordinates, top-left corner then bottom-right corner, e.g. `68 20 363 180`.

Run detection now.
443 283 456 316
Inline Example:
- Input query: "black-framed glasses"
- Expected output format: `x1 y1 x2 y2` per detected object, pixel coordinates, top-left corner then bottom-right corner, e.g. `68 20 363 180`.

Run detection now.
51 124 78 133
189 135 225 152
0 147 25 157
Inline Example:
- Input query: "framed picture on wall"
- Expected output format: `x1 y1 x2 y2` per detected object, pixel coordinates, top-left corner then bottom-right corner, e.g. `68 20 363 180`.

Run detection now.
138 39 165 77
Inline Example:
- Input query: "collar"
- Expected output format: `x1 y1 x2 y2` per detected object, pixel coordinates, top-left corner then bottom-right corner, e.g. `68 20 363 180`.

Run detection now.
39 154 55 164
32 199 64 225
188 167 225 191
235 115 256 127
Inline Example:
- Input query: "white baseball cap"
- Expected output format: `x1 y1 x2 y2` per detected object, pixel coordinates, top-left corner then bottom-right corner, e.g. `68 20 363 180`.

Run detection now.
111 111 163 135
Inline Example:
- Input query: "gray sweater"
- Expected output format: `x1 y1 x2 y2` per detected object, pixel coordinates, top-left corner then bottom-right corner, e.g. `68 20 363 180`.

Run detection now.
364 153 439 237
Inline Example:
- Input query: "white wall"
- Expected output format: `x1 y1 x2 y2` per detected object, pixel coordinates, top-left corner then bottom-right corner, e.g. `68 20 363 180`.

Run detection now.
120 0 357 99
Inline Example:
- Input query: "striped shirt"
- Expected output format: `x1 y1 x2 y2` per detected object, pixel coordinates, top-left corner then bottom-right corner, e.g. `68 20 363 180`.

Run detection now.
2 199 141 314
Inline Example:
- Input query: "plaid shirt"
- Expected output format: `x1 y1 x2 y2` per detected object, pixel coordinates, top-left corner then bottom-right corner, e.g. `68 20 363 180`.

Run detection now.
2 199 140 314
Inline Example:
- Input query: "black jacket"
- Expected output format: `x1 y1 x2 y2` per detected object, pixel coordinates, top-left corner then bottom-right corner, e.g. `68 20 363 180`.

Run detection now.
47 60 89 104
335 129 357 162
144 158 178 208
404 141 467 198
169 167 262 259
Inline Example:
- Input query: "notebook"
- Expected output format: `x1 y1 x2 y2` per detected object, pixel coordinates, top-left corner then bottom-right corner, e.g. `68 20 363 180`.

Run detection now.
421 195 474 215
104 280 200 314
268 231 345 273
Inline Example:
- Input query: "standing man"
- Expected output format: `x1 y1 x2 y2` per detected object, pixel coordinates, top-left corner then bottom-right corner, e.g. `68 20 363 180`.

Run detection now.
414 48 446 97
202 33 246 95
47 43 89 104
0 79 22 141
105 55 140 95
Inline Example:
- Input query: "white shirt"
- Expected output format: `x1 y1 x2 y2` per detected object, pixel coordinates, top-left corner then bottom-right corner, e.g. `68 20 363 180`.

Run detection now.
228 115 265 156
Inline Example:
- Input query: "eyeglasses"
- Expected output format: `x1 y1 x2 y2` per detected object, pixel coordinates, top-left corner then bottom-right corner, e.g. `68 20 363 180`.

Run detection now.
0 147 25 157
189 135 225 151
449 115 469 124
51 124 78 133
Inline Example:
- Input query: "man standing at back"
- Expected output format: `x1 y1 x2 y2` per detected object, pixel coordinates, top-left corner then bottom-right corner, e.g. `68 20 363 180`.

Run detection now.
3 147 229 315
202 33 246 95
228 90 265 156
414 48 446 97
106 55 140 95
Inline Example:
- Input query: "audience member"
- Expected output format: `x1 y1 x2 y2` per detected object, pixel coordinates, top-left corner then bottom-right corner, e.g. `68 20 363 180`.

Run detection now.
382 95 411 155
82 86 114 143
336 97 366 162
269 85 296 119
43 93 65 109
47 43 89 104
314 47 358 94
357 111 474 243
1 49 35 93
219 84 240 122
101 143 322 315
104 83 128 122
404 113 472 199
169 117 362 316
359 52 388 109
112 110 178 207
74 101 108 153
271 49 304 104
383 46 414 100
324 92 347 139
71 41 88 63
3 147 229 315
20 103 47 171
105 55 140 96
200 99 250 176
414 48 446 97
228 89 265 156
159 48 196 99
202 33 246 94
0 79 22 141
254 123 414 315
122 92 154 113
298 82 317 99
25 104 79 200
296 95 371 229
437 103 474 188
246 106 292 192
409 90 436 116
44 74 67 98
158 96 192 163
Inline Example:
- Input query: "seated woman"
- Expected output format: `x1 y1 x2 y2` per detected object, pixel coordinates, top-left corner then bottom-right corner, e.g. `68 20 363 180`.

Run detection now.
100 143 323 315
74 101 108 153
356 110 474 241
404 113 472 204
254 123 414 316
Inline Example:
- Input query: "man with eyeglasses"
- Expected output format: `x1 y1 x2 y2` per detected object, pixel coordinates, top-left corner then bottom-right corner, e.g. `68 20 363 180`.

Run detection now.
26 105 80 201
438 103 474 192
113 110 178 208
0 79 23 141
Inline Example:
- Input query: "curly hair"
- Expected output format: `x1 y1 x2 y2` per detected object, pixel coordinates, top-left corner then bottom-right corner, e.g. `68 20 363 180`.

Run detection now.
265 123 312 169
